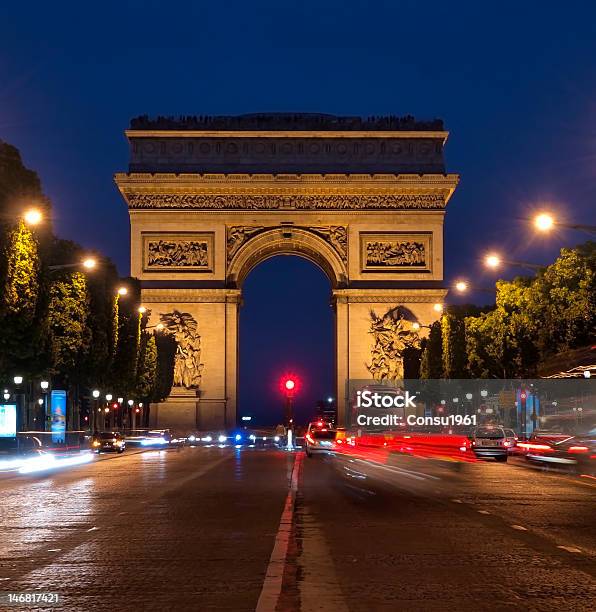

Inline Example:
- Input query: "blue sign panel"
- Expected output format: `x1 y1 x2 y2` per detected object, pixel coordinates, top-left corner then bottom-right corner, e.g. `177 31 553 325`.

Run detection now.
0 404 17 438
50 390 67 443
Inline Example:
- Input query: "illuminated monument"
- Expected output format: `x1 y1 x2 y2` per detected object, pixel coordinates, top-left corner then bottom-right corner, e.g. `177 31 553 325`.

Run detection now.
115 114 459 429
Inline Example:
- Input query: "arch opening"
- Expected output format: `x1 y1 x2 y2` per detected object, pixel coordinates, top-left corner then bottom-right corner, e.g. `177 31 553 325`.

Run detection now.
227 227 348 289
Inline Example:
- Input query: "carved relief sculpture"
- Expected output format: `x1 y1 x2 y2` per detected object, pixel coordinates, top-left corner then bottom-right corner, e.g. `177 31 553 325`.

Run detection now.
361 233 432 272
227 226 265 263
148 240 209 267
226 225 348 265
309 226 348 263
143 233 214 272
160 311 204 389
366 306 421 381
366 241 425 267
127 193 445 211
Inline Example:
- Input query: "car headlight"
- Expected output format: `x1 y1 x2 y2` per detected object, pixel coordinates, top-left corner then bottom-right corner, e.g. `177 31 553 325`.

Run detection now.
218 435 227 443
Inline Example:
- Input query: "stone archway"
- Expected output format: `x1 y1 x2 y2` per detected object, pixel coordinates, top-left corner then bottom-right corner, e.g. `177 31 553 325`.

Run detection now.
115 113 458 430
227 226 348 289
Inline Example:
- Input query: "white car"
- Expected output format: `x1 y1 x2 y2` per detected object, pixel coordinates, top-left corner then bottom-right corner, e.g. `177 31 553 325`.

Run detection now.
305 428 336 457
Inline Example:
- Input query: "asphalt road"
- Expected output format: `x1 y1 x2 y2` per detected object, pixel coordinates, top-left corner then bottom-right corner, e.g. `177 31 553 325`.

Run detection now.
0 446 594 611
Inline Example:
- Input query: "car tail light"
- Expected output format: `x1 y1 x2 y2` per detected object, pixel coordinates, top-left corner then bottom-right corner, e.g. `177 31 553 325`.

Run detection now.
567 446 589 453
306 434 314 444
503 441 510 447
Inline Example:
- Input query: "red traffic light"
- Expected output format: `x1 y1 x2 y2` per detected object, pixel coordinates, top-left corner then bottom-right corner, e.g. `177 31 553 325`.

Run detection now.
279 372 301 396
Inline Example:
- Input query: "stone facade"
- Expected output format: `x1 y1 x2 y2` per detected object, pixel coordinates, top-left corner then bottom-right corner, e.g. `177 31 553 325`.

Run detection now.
115 113 459 430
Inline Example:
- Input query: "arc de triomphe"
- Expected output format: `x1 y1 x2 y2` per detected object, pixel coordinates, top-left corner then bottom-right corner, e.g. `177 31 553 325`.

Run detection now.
115 114 459 430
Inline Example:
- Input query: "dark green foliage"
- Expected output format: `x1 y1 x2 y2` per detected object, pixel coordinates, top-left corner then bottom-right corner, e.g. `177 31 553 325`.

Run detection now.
419 321 443 379
152 332 177 403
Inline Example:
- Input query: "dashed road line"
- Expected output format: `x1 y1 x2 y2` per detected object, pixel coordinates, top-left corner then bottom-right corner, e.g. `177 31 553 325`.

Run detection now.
557 545 583 554
511 524 528 531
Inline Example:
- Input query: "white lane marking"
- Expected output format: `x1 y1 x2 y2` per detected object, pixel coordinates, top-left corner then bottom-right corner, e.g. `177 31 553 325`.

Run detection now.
511 524 528 531
477 510 491 515
451 499 463 504
557 545 582 554
47 549 61 552
256 453 302 612
0 578 10 581
86 526 99 532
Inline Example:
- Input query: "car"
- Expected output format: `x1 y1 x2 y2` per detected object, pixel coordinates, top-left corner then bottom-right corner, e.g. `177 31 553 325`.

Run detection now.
503 428 519 453
526 428 596 474
307 420 333 435
305 427 336 457
92 431 125 453
470 426 509 462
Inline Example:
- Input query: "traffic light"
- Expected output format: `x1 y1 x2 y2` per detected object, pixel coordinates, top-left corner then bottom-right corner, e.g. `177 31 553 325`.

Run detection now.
279 373 301 397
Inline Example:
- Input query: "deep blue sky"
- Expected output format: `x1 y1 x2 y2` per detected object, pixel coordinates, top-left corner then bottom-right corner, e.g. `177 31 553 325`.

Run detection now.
1 1 595 423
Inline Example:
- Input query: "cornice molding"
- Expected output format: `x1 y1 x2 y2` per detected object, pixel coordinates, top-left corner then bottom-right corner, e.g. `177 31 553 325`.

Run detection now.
125 130 449 142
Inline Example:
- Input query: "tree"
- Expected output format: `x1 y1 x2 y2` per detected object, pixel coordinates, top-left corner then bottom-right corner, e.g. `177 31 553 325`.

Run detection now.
419 321 443 379
47 271 90 379
0 220 49 378
136 332 157 400
152 332 177 403
111 278 141 397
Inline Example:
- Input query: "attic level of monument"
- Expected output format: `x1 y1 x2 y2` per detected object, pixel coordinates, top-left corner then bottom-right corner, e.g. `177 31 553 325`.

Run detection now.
125 113 449 174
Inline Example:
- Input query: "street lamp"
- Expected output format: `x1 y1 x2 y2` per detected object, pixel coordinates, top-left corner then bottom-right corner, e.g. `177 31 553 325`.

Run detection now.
484 252 542 272
49 257 98 272
92 390 100 399
532 212 596 236
3 392 10 401
453 279 494 294
105 394 112 401
13 376 23 385
433 303 443 313
23 208 42 225
40 380 49 391
117 286 128 296
138 306 146 314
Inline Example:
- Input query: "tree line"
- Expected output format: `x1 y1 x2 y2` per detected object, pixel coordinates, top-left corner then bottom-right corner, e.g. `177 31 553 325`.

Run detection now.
420 242 595 379
0 139 176 424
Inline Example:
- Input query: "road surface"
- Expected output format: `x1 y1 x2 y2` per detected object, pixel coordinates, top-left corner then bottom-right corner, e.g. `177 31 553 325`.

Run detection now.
0 446 594 611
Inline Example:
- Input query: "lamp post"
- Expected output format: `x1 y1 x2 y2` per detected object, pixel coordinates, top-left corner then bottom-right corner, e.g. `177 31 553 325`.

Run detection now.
92 390 100 433
484 253 542 273
532 212 596 236
13 376 25 433
40 380 49 432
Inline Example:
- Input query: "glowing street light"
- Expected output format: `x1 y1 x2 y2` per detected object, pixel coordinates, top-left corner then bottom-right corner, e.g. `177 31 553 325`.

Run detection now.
40 380 49 390
13 376 23 385
23 208 42 225
534 213 555 232
412 322 421 330
433 303 443 313
454 280 468 293
138 306 146 314
92 389 100 399
483 252 541 272
82 258 97 270
531 211 595 235
484 254 501 269
105 394 112 401
117 287 128 296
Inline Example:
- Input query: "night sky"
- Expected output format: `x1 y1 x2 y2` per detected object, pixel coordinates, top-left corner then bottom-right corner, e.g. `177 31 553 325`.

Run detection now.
2 2 595 424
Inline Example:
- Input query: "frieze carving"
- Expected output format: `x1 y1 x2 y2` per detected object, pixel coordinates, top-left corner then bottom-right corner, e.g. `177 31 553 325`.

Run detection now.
126 193 444 211
366 240 425 267
160 311 204 389
226 225 348 264
148 240 209 268
367 306 421 381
